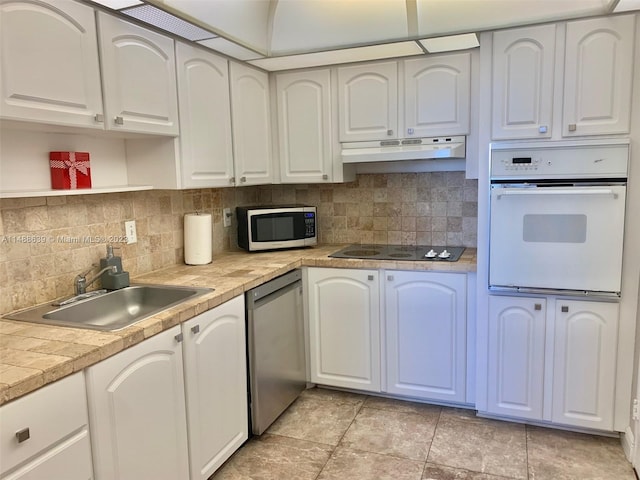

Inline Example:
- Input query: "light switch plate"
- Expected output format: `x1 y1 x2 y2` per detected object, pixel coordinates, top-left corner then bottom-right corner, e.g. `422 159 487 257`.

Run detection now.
223 208 231 227
125 220 137 244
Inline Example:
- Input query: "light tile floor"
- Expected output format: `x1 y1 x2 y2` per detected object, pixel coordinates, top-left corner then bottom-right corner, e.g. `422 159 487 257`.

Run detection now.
211 387 636 480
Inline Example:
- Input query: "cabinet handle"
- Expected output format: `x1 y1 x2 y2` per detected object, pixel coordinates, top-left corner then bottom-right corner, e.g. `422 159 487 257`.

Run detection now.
94 113 104 123
191 325 200 334
174 333 184 343
114 116 124 125
15 428 30 443
240 176 246 183
387 129 393 136
322 174 328 180
367 275 374 281
230 177 235 184
568 124 577 132
387 275 394 281
534 303 542 311
561 305 569 313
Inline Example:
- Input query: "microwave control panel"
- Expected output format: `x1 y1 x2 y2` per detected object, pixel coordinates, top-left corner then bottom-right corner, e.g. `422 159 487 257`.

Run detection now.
305 212 316 238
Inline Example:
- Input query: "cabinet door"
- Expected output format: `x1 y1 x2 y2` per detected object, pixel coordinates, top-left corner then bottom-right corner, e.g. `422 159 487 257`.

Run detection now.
404 53 471 137
552 300 618 430
487 296 546 420
182 296 248 480
491 24 556 140
562 15 635 137
86 326 189 480
0 372 92 480
98 13 179 135
337 62 398 142
0 0 103 128
307 268 381 392
276 69 332 183
229 62 272 185
385 271 466 402
176 42 235 188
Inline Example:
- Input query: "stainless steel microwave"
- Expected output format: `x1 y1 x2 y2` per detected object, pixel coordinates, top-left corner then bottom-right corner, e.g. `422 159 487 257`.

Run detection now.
236 205 317 252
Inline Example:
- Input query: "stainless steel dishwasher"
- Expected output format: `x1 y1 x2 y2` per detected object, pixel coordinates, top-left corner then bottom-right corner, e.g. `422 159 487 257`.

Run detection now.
246 269 306 435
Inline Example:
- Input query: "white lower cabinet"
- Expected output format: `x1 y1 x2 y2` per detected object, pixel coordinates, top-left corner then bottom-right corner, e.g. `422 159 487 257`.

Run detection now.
307 267 469 402
86 295 248 480
385 271 467 403
0 372 93 480
487 295 546 420
182 295 248 480
86 325 190 480
552 300 618 430
485 295 619 431
307 267 381 392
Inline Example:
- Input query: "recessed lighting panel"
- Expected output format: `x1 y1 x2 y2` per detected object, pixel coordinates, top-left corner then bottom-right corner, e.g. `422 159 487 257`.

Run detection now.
122 4 216 41
248 41 424 71
88 0 143 10
419 34 479 53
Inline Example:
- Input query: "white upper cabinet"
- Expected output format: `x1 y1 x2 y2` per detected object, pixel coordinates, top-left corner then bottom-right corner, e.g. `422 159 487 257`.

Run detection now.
176 42 235 188
276 69 332 183
337 61 398 142
404 53 471 137
490 14 635 140
0 0 104 128
491 25 556 140
562 15 635 137
229 62 273 185
97 12 179 135
552 300 618 430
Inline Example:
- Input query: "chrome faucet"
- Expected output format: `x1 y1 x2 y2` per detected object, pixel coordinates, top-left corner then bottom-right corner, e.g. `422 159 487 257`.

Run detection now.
74 265 117 295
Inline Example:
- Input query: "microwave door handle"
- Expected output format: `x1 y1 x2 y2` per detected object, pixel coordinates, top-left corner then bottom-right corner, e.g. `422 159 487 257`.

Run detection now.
496 188 618 199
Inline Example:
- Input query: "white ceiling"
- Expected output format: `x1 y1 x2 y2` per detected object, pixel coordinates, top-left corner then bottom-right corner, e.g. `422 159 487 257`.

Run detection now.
92 0 639 69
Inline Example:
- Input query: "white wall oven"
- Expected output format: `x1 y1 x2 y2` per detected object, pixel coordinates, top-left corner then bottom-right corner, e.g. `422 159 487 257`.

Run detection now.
489 141 629 297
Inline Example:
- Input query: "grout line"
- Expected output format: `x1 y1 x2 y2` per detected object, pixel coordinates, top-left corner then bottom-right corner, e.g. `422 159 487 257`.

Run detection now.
525 424 531 480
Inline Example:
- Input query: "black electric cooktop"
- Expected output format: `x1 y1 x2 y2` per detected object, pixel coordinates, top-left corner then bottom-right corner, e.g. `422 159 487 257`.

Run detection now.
329 244 465 262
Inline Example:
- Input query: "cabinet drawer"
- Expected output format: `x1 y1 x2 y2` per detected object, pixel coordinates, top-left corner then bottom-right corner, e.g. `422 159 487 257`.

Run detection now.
0 372 88 475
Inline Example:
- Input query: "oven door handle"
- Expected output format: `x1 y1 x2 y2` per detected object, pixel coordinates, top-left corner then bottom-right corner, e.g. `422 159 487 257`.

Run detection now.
495 188 619 199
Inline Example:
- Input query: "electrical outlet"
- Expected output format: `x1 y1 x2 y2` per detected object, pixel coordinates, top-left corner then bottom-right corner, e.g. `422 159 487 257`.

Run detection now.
124 220 137 244
223 208 232 227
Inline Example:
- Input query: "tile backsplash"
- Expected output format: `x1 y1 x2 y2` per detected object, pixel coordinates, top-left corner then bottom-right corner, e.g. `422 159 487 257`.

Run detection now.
0 172 477 314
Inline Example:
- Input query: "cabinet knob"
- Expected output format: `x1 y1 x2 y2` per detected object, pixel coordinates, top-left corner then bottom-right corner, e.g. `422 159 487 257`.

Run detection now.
534 303 542 311
114 116 124 125
15 428 30 443
561 305 569 313
387 129 393 136
191 325 200 334
322 174 328 180
407 128 414 135
568 124 577 132
387 275 394 281
367 275 374 281
240 176 246 183
94 113 104 123
174 333 184 343
538 125 547 134
230 177 235 184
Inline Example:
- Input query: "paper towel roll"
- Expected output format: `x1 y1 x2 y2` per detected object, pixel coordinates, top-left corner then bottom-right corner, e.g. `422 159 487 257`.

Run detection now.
184 213 212 265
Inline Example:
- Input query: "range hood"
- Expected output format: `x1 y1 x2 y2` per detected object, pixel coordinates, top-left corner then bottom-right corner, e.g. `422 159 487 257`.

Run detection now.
341 136 466 163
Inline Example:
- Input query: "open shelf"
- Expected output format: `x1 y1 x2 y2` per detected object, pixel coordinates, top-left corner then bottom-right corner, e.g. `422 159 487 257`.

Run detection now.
0 185 153 199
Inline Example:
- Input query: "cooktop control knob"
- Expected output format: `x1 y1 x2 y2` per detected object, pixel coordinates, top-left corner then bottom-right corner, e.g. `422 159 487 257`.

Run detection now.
425 249 437 258
438 249 451 258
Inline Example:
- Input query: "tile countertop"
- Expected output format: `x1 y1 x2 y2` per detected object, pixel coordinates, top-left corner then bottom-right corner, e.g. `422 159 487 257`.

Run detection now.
0 245 476 406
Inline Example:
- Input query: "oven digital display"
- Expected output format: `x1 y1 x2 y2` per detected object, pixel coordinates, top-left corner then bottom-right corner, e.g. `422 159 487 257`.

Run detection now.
512 157 532 164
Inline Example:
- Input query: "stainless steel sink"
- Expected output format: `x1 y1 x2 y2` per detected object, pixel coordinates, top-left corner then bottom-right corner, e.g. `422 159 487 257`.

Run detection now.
4 285 213 331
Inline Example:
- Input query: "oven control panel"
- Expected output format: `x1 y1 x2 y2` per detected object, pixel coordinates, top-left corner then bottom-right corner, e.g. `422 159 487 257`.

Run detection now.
490 143 629 179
